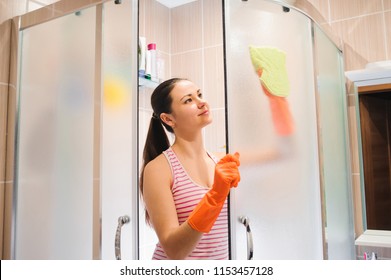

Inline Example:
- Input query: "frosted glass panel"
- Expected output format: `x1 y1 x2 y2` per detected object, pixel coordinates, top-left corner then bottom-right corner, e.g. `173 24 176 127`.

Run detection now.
101 0 137 259
314 25 355 259
15 7 96 259
225 0 323 259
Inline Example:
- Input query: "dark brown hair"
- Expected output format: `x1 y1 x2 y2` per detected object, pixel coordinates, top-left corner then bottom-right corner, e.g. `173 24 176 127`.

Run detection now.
140 78 186 222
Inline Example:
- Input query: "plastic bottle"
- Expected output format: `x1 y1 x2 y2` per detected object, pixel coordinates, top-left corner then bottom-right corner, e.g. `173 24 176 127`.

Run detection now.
145 45 151 80
147 43 157 82
138 37 146 77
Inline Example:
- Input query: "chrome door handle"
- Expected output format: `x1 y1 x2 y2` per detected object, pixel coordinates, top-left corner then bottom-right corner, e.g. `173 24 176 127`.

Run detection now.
239 216 253 260
115 215 130 260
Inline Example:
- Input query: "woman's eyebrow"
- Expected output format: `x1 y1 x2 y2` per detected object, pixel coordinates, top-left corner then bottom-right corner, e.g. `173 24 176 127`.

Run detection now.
180 89 201 101
180 93 192 101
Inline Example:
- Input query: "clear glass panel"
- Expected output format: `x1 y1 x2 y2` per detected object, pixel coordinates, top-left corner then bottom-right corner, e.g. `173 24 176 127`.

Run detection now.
101 0 137 260
138 85 159 260
225 0 323 259
314 25 355 259
15 7 97 259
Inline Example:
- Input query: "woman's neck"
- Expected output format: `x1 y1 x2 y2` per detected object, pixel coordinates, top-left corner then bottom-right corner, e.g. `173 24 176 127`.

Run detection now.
172 134 206 159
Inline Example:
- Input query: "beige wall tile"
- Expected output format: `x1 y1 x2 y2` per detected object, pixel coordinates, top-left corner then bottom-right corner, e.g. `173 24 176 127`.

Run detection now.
171 0 202 53
0 0 27 24
28 1 46 12
140 1 170 81
5 85 16 182
26 0 60 12
0 0 8 24
352 174 364 237
20 4 53 29
34 0 60 5
343 42 368 71
203 0 223 47
2 181 13 259
329 0 383 21
0 20 10 84
53 0 100 15
9 18 18 88
307 0 330 23
0 86 8 183
385 11 391 60
0 181 4 258
171 50 203 89
139 0 145 36
384 0 391 10
144 0 170 53
204 46 224 109
347 93 360 174
157 51 170 82
331 14 386 70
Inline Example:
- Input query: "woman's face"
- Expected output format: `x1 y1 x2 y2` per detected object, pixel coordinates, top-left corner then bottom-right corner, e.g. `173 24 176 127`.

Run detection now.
163 80 212 132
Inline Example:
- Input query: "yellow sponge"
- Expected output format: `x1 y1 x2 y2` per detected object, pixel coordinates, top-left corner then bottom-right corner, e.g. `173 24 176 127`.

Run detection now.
249 45 289 97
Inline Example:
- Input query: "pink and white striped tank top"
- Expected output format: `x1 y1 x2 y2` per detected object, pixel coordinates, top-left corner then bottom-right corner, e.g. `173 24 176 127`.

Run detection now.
152 147 229 260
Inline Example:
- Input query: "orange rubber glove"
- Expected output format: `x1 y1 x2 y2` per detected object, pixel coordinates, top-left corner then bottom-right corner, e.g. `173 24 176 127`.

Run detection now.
187 152 240 233
257 69 295 136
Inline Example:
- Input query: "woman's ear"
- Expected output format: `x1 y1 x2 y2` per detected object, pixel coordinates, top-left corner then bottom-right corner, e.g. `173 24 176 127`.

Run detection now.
160 113 175 129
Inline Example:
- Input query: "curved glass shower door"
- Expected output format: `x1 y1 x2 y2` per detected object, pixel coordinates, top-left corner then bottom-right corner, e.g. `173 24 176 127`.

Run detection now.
225 0 354 259
225 0 322 259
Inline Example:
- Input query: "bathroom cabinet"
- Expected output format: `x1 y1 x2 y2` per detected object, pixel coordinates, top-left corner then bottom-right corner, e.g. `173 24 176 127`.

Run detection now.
358 85 391 230
346 63 391 259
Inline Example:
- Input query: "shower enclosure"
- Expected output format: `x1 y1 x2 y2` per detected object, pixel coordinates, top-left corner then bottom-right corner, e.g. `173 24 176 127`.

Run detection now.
6 0 354 259
225 0 354 259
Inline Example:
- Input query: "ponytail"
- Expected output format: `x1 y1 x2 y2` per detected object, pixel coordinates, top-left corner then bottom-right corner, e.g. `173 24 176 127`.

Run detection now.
142 116 171 165
140 78 186 223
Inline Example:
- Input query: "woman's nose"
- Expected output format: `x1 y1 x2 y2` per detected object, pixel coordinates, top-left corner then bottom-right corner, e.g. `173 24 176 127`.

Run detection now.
197 97 207 108
197 100 206 108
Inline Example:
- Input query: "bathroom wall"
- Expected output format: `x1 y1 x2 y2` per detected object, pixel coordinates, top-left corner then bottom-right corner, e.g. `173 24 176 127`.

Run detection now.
307 0 391 71
138 0 225 154
307 0 391 240
0 0 59 23
308 1 391 260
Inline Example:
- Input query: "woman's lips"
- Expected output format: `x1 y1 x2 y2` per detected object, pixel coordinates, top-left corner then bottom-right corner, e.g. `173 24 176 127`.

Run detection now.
199 110 209 116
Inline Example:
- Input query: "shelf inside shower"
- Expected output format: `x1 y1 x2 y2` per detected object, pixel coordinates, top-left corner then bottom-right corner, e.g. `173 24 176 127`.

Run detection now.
138 77 159 88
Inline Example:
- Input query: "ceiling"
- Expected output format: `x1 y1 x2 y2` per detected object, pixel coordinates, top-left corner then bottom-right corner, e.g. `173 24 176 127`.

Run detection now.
155 0 197 8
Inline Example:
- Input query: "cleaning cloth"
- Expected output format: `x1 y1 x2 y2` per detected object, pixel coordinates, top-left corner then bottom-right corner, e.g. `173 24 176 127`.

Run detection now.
249 45 294 135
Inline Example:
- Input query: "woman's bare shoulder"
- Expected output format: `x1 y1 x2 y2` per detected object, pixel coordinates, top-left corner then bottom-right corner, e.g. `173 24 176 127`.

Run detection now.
143 153 173 201
144 153 172 180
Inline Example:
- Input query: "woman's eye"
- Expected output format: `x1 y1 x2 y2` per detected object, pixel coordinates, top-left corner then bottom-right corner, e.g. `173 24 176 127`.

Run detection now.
198 93 203 98
184 98 192 104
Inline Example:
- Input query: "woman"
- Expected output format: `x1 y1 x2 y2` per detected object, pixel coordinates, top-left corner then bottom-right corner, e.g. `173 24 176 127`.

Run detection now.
140 78 241 260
